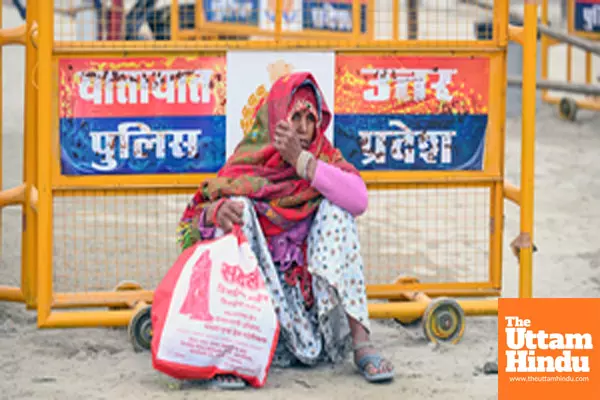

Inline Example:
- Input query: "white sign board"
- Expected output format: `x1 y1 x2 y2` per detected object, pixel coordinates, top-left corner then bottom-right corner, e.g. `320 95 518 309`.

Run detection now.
226 51 335 157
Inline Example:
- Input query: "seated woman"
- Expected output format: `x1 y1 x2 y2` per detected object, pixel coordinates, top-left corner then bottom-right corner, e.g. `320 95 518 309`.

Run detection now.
177 71 395 389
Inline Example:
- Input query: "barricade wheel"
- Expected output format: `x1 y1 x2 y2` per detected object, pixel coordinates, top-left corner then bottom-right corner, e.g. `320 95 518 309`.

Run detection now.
128 304 152 353
558 97 577 121
422 298 465 345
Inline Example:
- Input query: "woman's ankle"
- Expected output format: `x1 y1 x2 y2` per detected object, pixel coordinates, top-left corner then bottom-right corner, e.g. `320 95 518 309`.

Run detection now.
347 315 370 345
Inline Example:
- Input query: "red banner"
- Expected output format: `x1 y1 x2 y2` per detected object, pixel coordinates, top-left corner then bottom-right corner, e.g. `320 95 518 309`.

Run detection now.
335 55 490 115
58 56 227 119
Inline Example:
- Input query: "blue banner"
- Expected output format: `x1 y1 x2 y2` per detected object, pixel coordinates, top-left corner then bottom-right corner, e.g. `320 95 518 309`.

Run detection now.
201 0 367 33
302 2 367 33
59 116 226 176
203 0 260 24
334 114 487 171
574 1 600 34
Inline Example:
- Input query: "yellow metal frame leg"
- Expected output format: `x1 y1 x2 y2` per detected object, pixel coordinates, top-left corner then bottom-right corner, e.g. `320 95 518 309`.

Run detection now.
518 0 539 299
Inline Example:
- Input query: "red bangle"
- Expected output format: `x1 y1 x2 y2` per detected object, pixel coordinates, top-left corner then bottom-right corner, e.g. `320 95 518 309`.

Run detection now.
210 198 227 227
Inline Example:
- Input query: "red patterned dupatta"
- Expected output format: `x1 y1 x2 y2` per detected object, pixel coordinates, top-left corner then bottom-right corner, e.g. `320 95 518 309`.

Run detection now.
177 72 359 250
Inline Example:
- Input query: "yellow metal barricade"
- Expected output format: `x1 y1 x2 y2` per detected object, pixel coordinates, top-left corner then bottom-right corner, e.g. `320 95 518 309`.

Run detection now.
540 0 600 120
1 0 539 349
0 1 39 307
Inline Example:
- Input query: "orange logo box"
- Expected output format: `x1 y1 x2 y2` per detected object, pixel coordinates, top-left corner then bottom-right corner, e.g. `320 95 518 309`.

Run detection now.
498 298 600 399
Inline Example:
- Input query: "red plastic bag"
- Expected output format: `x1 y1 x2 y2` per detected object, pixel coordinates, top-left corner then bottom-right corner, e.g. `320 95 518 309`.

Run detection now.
151 225 280 388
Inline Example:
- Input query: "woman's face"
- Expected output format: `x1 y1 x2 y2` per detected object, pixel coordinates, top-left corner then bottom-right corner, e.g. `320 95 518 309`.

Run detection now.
290 109 316 149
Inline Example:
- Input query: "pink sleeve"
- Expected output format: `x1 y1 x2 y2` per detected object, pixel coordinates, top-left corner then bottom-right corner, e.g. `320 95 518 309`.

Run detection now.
310 160 368 217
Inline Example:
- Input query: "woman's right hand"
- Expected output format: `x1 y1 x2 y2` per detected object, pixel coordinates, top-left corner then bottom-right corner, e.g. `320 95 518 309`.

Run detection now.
205 200 245 233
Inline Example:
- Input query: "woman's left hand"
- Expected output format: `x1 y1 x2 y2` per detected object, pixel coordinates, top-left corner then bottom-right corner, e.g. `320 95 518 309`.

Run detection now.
274 120 303 167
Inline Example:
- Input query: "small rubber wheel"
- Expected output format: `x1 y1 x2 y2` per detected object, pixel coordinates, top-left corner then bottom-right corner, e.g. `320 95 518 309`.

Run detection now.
128 304 153 353
422 297 466 345
558 97 577 121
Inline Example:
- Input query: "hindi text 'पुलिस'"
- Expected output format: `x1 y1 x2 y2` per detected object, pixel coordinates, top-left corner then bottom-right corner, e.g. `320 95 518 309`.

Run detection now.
89 122 202 172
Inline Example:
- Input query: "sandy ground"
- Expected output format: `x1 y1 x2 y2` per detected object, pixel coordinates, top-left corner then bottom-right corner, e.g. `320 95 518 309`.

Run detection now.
1 1 600 399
